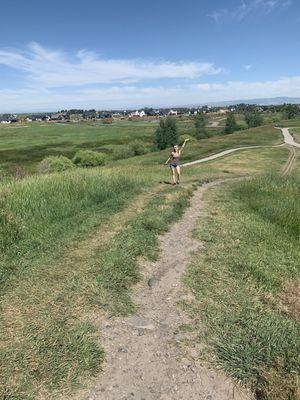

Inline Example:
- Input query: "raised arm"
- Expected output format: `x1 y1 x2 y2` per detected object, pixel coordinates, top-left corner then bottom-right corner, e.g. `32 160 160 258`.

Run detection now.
179 138 189 154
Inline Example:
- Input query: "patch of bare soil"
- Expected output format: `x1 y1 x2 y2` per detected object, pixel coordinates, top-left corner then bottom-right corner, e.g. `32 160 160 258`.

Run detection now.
278 279 300 320
78 180 252 400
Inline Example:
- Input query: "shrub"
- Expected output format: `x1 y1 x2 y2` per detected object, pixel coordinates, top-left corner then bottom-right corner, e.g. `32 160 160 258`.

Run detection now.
8 164 29 179
224 113 237 134
112 145 135 160
282 104 299 120
244 112 264 128
194 112 208 139
131 141 150 156
38 156 75 173
72 150 106 167
235 123 247 131
179 134 196 143
102 117 113 124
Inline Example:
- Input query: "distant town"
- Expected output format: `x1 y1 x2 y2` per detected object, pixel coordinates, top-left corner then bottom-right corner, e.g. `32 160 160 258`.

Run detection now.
1 102 299 124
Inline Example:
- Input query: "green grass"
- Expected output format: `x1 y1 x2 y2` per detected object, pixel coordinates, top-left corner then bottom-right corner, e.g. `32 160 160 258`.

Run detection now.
85 184 194 315
0 120 282 175
0 168 149 290
290 127 300 143
0 162 199 399
184 174 300 399
277 117 300 127
0 116 293 399
114 125 282 168
0 121 156 173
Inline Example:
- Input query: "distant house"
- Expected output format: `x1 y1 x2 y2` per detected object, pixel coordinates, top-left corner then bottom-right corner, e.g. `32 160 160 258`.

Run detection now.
99 112 112 119
0 118 11 124
26 114 50 122
144 109 160 117
50 113 65 121
0 116 18 123
112 112 122 118
168 109 178 116
130 110 146 117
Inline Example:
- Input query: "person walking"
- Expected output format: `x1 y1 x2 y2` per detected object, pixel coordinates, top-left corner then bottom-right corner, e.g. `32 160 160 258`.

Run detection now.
164 139 189 185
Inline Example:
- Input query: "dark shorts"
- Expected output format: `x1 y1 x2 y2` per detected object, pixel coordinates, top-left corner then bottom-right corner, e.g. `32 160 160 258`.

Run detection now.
170 163 180 168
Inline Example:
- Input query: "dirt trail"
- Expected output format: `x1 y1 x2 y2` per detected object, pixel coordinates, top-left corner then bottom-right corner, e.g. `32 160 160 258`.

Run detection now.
73 127 298 400
182 144 284 167
277 127 300 148
208 118 225 128
81 180 252 400
281 146 296 175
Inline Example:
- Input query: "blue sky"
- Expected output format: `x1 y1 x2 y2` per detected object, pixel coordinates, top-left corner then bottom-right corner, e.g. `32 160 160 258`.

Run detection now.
0 0 299 111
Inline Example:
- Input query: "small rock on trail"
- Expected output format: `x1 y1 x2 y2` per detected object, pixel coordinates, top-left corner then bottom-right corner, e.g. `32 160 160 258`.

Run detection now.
147 277 159 289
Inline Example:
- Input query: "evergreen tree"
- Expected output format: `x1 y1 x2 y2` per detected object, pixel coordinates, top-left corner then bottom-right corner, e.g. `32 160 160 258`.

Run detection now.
244 112 264 128
282 104 299 120
155 117 179 149
194 112 208 139
224 112 237 134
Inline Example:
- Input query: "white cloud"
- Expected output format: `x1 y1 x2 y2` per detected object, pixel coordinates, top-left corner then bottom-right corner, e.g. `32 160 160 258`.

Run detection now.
243 64 253 70
208 0 292 23
0 42 221 88
1 75 300 112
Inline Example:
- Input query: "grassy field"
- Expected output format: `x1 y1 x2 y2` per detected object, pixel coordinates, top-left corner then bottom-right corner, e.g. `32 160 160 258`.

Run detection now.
0 121 155 173
184 169 300 399
0 119 282 175
290 127 300 143
113 125 282 169
278 117 300 128
0 115 297 399
0 171 195 399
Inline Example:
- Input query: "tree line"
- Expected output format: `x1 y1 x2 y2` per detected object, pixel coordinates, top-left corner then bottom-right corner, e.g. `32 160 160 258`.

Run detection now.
155 103 300 149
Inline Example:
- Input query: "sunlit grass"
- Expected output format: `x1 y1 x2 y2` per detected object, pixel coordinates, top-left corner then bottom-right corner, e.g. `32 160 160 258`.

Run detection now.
184 174 300 399
0 118 292 399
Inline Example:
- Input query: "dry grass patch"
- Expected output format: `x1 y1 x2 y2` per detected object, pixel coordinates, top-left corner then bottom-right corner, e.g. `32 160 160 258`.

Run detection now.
278 279 300 320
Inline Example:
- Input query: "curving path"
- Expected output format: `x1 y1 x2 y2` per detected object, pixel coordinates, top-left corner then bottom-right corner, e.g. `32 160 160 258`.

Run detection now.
182 144 283 167
73 127 298 400
276 127 300 148
182 127 299 168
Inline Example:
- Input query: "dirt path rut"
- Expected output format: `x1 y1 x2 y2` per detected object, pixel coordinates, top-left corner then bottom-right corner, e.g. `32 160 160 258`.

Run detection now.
82 180 251 400
281 146 296 175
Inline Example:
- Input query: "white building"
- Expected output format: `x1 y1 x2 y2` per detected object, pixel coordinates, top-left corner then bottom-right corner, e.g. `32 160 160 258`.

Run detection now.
130 110 146 117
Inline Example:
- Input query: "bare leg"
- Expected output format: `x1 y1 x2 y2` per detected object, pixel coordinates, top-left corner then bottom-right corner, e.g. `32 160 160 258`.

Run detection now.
171 167 177 184
176 166 181 184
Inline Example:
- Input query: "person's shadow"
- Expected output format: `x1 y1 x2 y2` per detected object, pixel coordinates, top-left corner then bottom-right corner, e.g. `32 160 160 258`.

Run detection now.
160 181 173 185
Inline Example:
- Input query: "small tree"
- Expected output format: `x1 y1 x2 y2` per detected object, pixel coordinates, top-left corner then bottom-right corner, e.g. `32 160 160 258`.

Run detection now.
282 104 299 120
224 113 237 134
245 112 264 128
194 112 208 139
155 116 179 150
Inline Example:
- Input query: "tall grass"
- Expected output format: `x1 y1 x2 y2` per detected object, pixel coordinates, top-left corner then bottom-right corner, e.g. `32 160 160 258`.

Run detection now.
0 168 147 289
185 174 300 399
0 166 195 399
233 174 300 239
88 186 192 315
